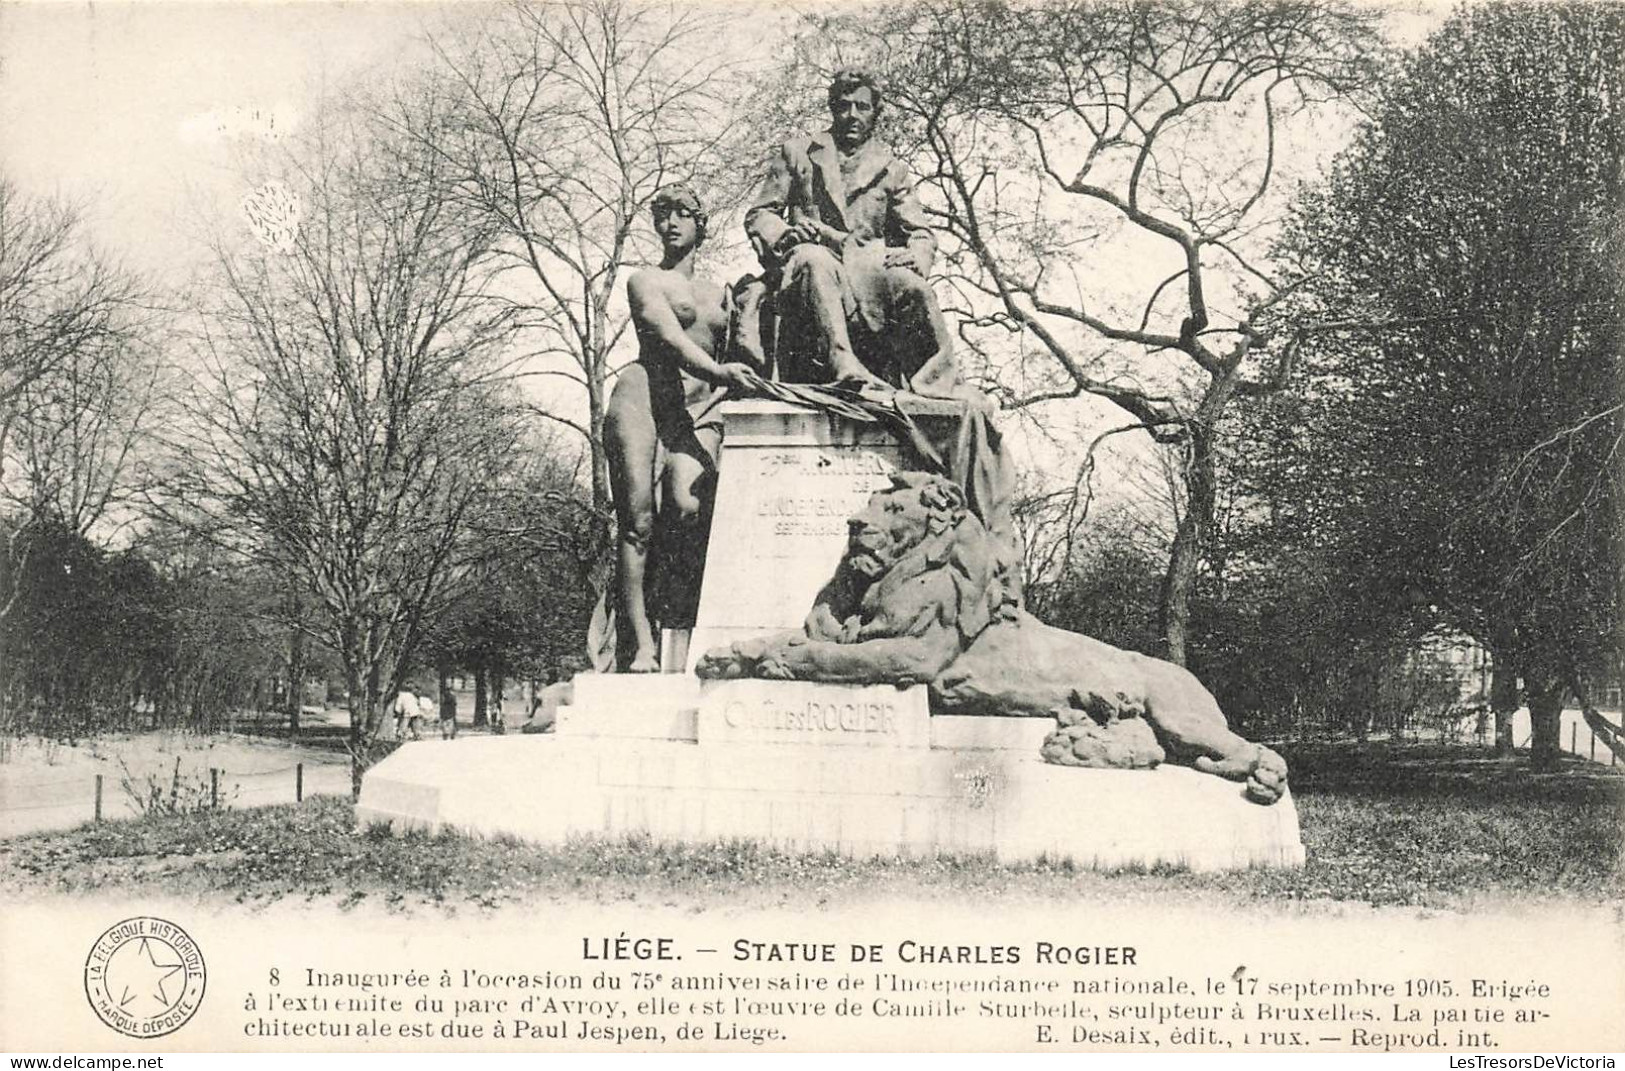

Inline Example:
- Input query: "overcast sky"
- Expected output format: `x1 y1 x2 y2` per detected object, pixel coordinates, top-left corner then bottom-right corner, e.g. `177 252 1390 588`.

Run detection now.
0 2 455 278
1 0 1447 271
0 0 1452 501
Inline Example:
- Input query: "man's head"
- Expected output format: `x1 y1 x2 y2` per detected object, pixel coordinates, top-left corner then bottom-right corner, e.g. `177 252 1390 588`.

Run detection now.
827 68 882 151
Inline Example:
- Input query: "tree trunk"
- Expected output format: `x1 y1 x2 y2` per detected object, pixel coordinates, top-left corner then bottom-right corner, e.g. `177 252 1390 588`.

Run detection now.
344 627 389 798
1349 651 1380 740
1526 672 1565 768
287 615 306 740
1158 428 1215 667
345 661 366 799
364 662 383 739
1490 654 1518 756
587 351 610 514
473 662 488 728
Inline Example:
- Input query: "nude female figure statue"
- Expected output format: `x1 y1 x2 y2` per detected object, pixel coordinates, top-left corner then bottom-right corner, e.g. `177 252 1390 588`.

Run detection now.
603 184 758 672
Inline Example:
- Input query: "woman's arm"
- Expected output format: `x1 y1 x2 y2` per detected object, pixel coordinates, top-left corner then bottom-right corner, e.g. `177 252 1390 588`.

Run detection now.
628 270 754 390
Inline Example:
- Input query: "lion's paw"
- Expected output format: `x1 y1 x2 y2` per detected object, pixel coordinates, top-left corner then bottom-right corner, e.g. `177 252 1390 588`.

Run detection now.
1194 744 1288 805
1245 746 1288 805
695 647 749 679
754 656 793 682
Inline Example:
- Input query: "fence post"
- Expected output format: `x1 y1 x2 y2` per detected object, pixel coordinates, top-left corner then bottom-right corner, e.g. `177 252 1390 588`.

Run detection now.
296 764 304 803
1571 724 1577 755
210 768 219 808
94 774 103 822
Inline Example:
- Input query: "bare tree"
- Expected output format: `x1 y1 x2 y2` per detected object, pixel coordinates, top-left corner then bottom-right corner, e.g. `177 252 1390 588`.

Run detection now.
0 174 149 552
164 103 527 792
3 329 163 539
0 174 150 693
784 0 1381 663
398 0 748 510
0 178 133 453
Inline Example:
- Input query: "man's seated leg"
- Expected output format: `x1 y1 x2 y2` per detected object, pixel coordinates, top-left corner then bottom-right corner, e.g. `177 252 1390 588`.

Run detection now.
883 265 961 397
781 245 886 388
728 273 776 376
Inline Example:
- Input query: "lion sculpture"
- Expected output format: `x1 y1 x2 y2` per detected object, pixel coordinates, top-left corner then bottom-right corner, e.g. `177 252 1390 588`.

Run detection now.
696 472 1288 804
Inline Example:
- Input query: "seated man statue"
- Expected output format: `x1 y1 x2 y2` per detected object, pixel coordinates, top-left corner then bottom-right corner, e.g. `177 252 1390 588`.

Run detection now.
739 68 960 396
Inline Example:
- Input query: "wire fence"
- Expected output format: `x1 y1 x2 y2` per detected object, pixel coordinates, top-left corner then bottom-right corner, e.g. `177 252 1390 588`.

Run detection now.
1515 711 1623 766
0 759 350 833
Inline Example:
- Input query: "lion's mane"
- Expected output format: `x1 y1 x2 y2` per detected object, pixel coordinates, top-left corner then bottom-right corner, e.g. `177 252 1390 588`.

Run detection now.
803 473 1016 649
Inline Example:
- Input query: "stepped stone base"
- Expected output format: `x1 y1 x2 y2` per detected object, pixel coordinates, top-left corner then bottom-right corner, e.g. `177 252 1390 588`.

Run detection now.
358 679 1305 873
423 397 1311 872
555 674 701 741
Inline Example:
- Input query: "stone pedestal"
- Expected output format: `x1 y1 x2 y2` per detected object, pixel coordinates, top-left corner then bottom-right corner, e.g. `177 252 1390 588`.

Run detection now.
358 400 1306 873
698 679 931 749
359 678 1306 872
685 398 963 670
554 674 701 741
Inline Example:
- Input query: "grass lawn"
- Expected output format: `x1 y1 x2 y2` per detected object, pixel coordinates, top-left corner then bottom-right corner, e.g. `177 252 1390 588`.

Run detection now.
0 741 1618 914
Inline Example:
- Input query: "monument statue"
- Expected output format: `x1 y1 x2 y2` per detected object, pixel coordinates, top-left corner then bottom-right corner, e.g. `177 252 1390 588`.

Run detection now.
583 76 1286 809
696 473 1290 805
602 184 761 671
699 74 1286 799
738 68 960 396
373 84 1304 872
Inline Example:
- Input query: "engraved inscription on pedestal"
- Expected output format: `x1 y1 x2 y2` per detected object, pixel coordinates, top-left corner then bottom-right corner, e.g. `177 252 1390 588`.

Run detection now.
697 680 930 749
685 403 975 669
700 445 900 626
754 449 897 535
688 402 908 667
